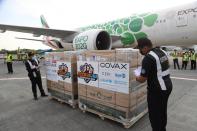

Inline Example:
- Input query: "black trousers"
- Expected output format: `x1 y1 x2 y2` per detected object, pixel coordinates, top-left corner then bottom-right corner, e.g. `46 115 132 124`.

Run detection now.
30 76 45 98
7 62 13 73
173 59 180 69
147 90 171 131
191 60 196 70
182 61 187 70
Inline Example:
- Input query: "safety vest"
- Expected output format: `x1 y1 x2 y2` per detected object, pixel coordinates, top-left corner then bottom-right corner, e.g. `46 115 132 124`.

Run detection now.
172 52 178 59
183 54 189 61
27 59 39 70
191 53 196 61
6 54 12 62
148 49 170 91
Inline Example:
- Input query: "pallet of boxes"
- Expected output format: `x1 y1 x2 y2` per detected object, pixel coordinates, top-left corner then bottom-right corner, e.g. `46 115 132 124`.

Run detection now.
45 51 78 108
77 49 148 128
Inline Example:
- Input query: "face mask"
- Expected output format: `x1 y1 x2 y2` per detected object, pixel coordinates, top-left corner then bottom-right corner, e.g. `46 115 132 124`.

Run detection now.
32 56 36 60
139 49 145 55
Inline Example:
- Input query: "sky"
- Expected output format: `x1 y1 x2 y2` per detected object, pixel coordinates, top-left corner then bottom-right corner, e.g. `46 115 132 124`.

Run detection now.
0 0 196 50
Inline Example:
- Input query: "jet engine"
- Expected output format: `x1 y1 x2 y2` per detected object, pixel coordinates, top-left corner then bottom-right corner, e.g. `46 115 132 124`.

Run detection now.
73 29 111 50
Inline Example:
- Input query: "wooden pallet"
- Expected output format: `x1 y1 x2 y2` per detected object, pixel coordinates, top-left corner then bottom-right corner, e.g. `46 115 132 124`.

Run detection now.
49 96 78 109
79 102 148 128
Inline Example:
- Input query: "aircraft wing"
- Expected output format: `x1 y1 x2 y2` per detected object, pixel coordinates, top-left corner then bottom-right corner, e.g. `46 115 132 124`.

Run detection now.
15 37 45 42
0 24 123 50
0 24 78 38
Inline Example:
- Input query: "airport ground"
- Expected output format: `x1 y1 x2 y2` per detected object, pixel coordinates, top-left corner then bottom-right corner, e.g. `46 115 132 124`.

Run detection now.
0 58 197 131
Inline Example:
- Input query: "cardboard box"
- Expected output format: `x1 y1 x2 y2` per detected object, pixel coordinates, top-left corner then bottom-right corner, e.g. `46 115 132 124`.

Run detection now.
86 85 116 105
115 48 143 67
77 50 116 62
77 49 147 122
46 51 78 107
78 84 87 97
78 80 147 119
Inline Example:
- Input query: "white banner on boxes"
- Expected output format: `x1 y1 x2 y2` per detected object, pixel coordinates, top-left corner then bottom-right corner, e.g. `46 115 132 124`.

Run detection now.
77 61 99 87
98 62 130 94
56 61 72 83
45 59 58 82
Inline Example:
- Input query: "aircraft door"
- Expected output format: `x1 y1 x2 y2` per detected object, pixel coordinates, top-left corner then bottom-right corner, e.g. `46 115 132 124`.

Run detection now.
176 15 188 27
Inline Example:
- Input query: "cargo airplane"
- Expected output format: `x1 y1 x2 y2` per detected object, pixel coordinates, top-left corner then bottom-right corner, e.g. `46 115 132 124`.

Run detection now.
0 1 197 50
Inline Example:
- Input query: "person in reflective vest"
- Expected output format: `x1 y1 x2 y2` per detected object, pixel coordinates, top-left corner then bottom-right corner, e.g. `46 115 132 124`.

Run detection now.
182 52 189 70
135 38 172 131
25 52 48 100
190 50 196 70
172 49 180 69
6 51 13 74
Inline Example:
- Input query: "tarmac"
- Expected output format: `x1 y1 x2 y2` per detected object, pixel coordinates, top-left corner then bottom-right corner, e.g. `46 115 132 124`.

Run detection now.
0 59 197 131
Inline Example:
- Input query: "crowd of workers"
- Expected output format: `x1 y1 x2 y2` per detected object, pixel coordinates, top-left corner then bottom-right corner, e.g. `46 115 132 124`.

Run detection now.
171 49 197 70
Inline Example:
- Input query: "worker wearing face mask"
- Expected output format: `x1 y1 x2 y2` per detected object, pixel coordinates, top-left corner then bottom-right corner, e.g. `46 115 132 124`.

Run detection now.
25 52 47 100
135 38 172 131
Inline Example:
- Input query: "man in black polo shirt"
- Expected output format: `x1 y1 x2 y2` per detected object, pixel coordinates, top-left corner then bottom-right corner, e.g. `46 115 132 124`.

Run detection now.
135 38 172 131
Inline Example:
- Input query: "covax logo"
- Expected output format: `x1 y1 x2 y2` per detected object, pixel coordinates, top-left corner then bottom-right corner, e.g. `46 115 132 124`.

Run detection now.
99 62 128 70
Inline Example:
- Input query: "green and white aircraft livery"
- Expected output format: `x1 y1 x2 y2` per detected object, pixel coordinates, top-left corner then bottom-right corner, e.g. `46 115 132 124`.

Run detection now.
73 1 197 50
80 13 158 46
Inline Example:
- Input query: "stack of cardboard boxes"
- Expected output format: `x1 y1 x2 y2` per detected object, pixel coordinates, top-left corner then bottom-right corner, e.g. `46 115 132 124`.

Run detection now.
77 49 147 126
45 51 78 107
45 49 147 127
